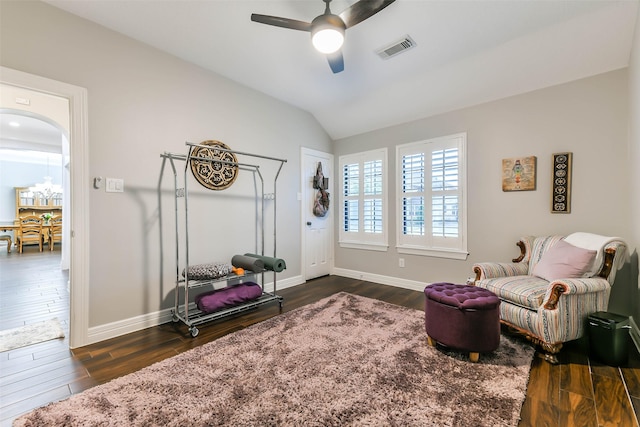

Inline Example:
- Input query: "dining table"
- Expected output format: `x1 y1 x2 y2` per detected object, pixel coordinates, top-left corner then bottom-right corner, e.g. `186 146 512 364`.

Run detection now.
0 223 53 250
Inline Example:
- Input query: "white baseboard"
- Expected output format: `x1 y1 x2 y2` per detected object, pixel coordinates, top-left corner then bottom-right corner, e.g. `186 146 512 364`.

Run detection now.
86 270 640 356
331 267 428 292
87 274 305 345
263 274 305 293
87 309 175 345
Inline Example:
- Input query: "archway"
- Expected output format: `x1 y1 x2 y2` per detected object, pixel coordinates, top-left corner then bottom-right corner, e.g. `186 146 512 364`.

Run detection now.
1 110 71 269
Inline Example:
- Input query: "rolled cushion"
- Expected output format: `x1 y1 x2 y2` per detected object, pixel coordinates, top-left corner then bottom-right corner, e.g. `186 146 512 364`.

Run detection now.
244 253 287 272
195 282 263 314
182 262 232 280
231 255 264 272
531 239 596 281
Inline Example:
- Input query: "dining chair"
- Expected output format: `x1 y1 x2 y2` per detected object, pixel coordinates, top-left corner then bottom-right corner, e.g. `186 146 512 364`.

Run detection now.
17 215 44 253
48 215 63 251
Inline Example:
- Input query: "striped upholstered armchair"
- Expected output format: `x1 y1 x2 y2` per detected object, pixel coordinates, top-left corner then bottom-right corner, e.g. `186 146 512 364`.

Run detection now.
473 233 627 362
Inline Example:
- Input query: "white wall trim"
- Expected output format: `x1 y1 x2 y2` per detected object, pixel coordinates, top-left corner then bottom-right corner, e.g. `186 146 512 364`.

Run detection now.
88 309 173 345
331 267 428 292
0 66 90 349
87 274 306 344
85 270 640 354
263 274 305 293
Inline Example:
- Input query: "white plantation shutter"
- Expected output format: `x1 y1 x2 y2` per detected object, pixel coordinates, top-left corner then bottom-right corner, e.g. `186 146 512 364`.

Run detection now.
363 160 383 233
396 133 468 259
431 147 459 238
339 149 388 251
401 153 425 236
343 163 359 232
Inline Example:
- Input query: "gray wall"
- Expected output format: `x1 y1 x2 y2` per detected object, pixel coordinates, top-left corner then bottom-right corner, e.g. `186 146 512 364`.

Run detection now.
333 69 634 312
0 1 332 327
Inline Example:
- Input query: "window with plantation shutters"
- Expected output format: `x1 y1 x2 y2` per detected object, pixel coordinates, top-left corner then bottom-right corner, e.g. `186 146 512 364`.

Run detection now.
339 149 388 251
396 133 468 259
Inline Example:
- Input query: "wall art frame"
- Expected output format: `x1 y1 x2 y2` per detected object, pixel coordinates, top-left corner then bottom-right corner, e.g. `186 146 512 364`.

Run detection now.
551 152 572 213
502 156 537 192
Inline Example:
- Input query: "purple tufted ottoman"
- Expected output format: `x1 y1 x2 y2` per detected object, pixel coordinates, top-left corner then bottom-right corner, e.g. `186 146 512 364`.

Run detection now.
424 282 501 362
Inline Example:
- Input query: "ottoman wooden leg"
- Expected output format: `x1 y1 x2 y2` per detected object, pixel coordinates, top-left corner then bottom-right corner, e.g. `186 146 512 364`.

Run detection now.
427 335 437 347
469 352 479 363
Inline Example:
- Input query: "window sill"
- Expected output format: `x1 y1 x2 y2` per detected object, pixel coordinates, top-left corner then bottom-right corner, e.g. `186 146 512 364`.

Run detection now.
339 241 389 252
396 245 468 260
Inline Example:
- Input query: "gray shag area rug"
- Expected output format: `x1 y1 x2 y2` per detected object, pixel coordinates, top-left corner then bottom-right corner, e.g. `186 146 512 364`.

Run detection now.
14 293 534 426
0 318 64 353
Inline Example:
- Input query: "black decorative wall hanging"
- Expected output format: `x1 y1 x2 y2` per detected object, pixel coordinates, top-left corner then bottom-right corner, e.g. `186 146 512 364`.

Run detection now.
551 152 572 214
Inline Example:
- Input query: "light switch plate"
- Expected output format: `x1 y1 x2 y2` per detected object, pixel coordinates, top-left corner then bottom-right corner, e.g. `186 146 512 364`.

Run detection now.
106 178 124 193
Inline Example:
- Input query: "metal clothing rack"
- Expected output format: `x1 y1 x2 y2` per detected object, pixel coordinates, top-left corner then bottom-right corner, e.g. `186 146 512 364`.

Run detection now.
158 142 287 337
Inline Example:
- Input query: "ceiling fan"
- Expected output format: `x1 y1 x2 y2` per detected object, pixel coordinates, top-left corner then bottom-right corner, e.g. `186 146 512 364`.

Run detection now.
251 0 397 74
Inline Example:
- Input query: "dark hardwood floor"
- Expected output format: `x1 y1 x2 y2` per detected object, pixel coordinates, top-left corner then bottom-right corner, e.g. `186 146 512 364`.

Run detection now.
1 249 639 426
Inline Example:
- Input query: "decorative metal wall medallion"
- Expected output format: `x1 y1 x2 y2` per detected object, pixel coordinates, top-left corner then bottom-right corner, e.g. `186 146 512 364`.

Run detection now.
551 152 572 213
190 140 238 190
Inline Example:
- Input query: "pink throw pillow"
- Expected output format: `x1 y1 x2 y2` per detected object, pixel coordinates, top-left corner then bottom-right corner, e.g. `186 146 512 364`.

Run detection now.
532 239 597 281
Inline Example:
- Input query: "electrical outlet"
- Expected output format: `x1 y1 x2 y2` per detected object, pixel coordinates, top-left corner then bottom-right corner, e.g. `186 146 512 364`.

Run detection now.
399 258 405 268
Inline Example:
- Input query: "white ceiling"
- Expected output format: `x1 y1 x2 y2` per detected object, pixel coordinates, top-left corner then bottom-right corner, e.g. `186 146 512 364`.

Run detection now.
0 113 63 154
43 0 639 139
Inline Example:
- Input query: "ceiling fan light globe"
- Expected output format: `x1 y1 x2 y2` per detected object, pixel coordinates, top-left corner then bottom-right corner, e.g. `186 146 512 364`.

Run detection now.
312 28 344 54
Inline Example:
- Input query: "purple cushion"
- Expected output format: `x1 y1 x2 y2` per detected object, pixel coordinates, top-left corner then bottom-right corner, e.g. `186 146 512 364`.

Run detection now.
195 282 262 314
423 282 500 310
531 239 596 281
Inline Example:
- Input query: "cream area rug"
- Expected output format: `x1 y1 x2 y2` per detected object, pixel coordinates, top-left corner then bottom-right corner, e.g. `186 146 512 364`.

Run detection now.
0 318 65 353
15 293 534 426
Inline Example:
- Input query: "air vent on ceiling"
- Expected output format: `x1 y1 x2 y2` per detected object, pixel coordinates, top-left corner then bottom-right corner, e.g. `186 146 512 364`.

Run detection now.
376 35 416 60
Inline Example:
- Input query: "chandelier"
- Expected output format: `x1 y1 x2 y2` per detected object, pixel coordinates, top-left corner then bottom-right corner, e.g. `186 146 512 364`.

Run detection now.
29 176 63 201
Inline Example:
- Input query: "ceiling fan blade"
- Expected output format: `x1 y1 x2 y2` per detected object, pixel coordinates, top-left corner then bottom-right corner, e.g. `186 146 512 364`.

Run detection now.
327 51 344 74
339 0 396 29
251 14 312 32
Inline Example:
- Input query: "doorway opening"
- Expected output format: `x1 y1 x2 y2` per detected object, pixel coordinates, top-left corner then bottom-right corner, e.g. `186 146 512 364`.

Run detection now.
0 111 70 340
1 66 90 348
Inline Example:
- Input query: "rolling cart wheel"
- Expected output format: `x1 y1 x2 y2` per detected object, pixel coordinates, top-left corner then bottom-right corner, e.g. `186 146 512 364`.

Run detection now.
171 312 179 323
190 326 199 338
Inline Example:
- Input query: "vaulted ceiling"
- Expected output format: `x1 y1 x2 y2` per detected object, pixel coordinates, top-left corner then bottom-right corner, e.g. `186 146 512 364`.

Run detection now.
38 1 640 139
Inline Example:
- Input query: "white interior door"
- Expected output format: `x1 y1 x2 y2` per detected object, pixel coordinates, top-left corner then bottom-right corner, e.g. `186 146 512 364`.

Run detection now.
301 148 333 280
